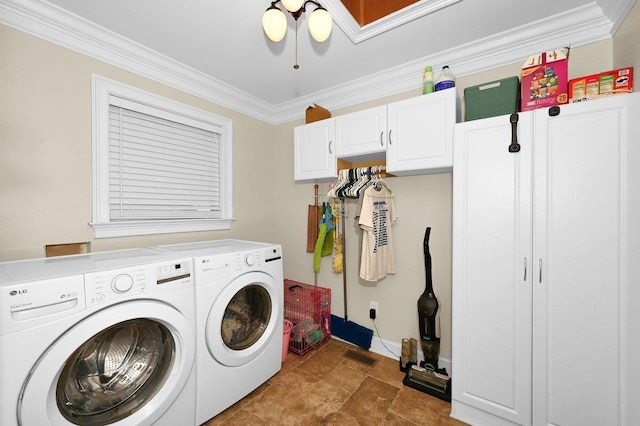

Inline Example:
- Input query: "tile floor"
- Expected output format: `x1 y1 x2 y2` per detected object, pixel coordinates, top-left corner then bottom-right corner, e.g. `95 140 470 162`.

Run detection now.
202 338 468 425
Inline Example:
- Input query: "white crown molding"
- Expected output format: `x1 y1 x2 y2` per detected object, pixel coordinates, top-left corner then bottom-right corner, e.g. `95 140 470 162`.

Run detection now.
603 0 638 35
0 0 279 124
323 0 462 44
0 0 624 125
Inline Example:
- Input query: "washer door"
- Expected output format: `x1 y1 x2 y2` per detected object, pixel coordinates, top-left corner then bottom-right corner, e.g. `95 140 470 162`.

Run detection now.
19 301 195 426
206 271 280 367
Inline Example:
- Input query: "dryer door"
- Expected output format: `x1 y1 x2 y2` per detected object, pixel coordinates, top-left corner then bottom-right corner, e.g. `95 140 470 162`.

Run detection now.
19 301 195 426
206 271 281 366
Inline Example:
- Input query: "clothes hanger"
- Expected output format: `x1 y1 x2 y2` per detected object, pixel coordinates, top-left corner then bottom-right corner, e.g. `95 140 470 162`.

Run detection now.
339 168 357 198
374 166 392 192
346 168 361 198
353 167 371 197
329 169 347 198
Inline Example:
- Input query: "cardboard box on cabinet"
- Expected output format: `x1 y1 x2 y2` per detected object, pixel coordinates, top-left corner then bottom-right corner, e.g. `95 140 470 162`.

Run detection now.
521 48 569 111
305 104 331 123
569 67 634 103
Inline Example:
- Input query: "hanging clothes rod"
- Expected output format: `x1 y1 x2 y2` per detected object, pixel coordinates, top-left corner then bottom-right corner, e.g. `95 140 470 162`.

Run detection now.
337 165 386 172
328 166 388 199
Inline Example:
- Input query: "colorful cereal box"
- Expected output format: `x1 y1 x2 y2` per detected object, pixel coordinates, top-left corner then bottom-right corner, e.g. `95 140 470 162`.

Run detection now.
521 48 569 111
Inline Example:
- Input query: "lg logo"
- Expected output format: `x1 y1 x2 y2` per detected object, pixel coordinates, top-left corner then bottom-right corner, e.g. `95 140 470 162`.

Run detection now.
9 289 27 296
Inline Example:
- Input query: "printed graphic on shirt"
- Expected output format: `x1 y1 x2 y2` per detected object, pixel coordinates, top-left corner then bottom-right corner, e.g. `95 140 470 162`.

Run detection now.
372 201 389 253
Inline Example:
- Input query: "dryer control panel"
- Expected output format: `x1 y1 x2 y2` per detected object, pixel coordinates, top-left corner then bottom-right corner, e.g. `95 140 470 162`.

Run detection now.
194 253 239 282
84 258 192 307
194 246 282 282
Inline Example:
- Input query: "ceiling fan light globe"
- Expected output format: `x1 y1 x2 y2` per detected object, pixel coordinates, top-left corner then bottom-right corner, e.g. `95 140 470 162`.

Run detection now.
262 7 287 42
308 8 332 42
281 0 304 12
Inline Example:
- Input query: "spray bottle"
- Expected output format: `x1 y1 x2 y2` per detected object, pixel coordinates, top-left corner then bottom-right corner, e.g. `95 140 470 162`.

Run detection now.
423 66 434 94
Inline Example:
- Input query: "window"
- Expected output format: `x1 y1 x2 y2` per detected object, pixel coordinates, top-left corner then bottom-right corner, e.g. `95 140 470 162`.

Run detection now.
91 75 233 238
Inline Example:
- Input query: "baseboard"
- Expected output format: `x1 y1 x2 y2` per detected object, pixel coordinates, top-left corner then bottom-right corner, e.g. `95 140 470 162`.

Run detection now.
332 335 453 378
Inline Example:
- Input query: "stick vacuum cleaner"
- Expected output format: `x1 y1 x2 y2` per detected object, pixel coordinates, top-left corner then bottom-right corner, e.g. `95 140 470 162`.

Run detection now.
403 227 452 401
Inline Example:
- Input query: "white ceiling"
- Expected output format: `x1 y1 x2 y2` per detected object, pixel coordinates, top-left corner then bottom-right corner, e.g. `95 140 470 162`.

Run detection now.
1 0 636 123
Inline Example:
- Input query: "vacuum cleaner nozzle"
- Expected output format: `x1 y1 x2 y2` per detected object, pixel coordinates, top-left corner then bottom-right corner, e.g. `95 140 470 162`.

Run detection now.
402 364 452 402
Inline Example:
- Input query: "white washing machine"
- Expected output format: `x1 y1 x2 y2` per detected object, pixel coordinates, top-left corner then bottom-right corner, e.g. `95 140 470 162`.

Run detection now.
151 240 283 425
0 249 197 426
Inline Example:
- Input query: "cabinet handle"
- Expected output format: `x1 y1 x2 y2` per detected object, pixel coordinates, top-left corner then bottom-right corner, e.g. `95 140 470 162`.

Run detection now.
380 131 384 146
389 129 393 145
523 257 527 281
539 258 543 284
509 113 521 153
329 140 332 154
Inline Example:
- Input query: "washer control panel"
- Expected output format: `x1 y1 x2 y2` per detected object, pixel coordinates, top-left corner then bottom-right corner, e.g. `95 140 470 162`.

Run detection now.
84 258 192 307
1 275 86 334
111 274 134 293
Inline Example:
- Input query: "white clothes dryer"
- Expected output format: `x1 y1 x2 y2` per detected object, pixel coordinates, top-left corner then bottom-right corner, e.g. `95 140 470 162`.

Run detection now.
151 240 283 424
0 249 197 426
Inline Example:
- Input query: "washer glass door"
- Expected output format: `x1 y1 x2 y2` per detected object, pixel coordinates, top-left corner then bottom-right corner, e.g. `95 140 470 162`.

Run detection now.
206 271 280 366
57 319 174 425
18 301 195 426
222 284 271 350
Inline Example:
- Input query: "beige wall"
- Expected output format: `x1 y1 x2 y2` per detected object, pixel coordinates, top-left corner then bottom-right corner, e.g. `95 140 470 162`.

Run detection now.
614 0 640 71
0 24 277 260
1 2 637 362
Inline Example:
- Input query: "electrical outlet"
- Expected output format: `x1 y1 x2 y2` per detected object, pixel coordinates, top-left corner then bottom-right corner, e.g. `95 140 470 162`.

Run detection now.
370 301 379 316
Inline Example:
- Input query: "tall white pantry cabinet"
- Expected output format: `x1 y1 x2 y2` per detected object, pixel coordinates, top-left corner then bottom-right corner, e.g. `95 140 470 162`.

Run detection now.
451 93 640 426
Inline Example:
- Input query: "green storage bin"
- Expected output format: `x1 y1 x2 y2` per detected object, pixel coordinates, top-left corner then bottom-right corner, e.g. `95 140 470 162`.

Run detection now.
464 76 520 121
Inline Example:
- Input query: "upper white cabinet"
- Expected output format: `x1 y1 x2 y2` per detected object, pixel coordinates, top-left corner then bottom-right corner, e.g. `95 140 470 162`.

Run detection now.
293 118 335 181
293 89 457 181
386 88 456 175
334 105 387 158
451 93 640 426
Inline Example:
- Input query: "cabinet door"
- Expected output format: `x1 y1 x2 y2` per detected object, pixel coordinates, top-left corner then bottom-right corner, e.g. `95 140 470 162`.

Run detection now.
335 105 386 158
532 94 640 426
386 89 456 175
293 119 336 181
452 113 533 425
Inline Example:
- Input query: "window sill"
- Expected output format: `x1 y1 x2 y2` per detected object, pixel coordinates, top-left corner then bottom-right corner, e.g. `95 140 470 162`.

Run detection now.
90 218 235 239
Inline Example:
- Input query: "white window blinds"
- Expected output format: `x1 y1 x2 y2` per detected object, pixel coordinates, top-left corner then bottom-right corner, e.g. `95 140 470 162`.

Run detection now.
108 98 222 221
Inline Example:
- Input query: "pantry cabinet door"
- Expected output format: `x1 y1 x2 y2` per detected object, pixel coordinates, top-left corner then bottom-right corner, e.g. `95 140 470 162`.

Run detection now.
532 95 640 426
293 118 336 181
452 113 533 425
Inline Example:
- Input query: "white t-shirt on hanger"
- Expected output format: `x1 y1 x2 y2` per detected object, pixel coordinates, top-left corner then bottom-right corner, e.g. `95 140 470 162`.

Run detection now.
358 183 397 281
